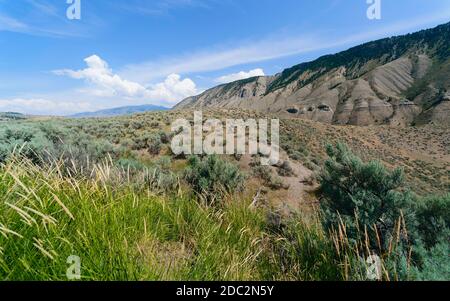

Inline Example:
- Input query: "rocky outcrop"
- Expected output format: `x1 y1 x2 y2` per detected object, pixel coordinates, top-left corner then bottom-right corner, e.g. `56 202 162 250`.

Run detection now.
175 22 450 126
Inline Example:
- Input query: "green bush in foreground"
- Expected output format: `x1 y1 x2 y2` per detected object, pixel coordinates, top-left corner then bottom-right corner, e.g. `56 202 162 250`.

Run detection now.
184 155 246 204
319 143 450 280
320 143 415 252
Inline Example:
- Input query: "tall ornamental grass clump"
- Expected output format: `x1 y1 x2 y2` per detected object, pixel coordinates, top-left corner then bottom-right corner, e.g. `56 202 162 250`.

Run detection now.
0 157 266 280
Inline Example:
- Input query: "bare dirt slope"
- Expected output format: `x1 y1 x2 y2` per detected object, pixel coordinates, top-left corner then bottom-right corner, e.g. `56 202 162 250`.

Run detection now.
176 22 450 127
172 109 449 210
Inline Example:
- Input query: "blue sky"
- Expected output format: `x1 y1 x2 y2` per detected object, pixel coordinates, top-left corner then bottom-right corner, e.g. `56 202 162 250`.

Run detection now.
0 0 449 115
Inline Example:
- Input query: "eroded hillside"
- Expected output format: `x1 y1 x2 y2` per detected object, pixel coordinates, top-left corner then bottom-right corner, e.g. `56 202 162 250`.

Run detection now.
176 22 450 127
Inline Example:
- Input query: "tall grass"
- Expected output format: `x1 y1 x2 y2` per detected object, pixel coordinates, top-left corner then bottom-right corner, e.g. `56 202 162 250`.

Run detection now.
0 155 423 281
261 211 421 281
0 156 270 280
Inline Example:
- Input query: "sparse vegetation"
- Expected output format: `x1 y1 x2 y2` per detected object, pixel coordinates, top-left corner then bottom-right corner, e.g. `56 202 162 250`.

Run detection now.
277 161 295 177
0 110 448 281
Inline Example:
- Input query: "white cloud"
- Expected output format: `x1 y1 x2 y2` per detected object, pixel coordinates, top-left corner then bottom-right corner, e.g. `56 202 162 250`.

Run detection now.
55 55 148 97
0 98 94 116
119 35 318 82
54 55 198 104
115 0 211 16
148 73 198 102
0 14 28 32
25 0 59 16
0 12 84 38
215 68 265 84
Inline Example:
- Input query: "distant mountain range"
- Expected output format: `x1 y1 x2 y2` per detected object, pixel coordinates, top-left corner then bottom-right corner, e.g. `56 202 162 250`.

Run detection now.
176 22 450 126
69 104 169 118
0 112 27 121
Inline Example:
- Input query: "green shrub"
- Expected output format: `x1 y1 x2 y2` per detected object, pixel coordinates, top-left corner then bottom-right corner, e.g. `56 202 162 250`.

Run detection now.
415 194 450 249
154 156 172 169
0 124 54 164
319 143 450 280
268 175 288 190
144 167 179 194
131 121 143 130
319 143 416 252
252 165 272 183
158 131 170 144
252 165 289 190
278 161 295 177
147 134 162 155
117 158 145 170
132 136 149 150
184 155 245 204
409 241 450 280
289 151 303 161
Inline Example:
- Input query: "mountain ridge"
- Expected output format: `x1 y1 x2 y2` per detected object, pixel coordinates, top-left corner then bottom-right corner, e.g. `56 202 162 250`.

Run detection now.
175 22 450 126
69 104 169 118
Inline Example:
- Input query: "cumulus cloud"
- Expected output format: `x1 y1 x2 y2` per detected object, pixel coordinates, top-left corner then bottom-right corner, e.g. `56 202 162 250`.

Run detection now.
147 73 198 102
0 98 93 116
215 68 265 84
54 55 198 104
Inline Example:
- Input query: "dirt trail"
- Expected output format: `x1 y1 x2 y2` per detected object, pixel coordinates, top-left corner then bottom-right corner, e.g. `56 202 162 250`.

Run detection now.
238 150 318 213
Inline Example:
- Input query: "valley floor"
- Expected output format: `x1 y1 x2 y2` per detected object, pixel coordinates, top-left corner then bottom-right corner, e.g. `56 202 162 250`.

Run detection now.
0 109 448 280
